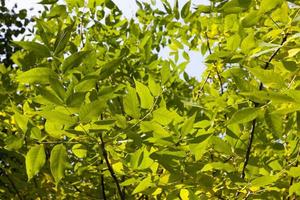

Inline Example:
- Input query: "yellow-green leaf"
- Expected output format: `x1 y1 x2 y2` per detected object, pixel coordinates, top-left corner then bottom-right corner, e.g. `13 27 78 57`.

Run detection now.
26 145 46 180
227 107 261 125
135 80 154 109
251 175 279 187
50 144 69 183
123 86 140 119
17 67 57 84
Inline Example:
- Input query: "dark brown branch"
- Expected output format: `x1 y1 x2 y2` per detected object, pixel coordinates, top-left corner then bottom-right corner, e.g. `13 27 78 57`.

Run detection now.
241 118 257 179
99 134 124 200
241 34 288 179
287 145 300 200
100 172 107 200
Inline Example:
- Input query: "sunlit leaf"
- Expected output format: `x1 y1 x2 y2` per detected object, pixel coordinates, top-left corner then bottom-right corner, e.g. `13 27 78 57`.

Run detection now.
50 144 69 183
135 80 154 109
26 145 46 180
17 67 57 84
13 41 51 57
123 86 140 119
227 108 261 125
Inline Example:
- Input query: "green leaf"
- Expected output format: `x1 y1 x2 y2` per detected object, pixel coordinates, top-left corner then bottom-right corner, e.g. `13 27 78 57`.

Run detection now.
30 127 42 141
135 80 154 109
226 34 241 51
174 0 179 19
212 136 232 155
50 144 68 183
260 0 283 13
181 1 191 19
14 112 29 133
148 76 161 97
26 145 46 180
49 77 65 100
13 41 51 57
189 137 211 161
53 23 73 55
150 150 185 172
37 87 64 105
132 176 153 194
5 135 24 151
220 0 251 13
288 167 300 177
88 0 105 8
242 10 261 27
45 121 68 138
248 67 285 89
130 147 154 170
123 86 140 119
141 121 171 138
17 67 57 84
74 79 96 92
201 162 235 172
79 99 106 123
152 107 180 125
39 0 58 4
227 107 261 125
181 113 196 136
251 175 279 187
289 182 300 196
62 51 91 72
39 110 76 126
99 58 123 79
241 32 256 53
72 144 87 158
66 92 86 107
48 5 67 18
265 111 283 136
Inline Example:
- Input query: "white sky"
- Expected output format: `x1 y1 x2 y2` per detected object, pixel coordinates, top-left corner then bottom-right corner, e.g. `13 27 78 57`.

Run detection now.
6 0 209 78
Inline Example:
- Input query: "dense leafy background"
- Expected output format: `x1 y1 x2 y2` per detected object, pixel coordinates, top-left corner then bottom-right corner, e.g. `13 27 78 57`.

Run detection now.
1 0 300 199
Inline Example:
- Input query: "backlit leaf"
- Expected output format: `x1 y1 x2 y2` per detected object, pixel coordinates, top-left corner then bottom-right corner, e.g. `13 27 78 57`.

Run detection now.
13 41 51 57
17 67 57 84
26 145 46 180
62 51 91 72
50 144 69 183
251 175 279 187
123 86 140 119
227 107 261 125
135 80 154 109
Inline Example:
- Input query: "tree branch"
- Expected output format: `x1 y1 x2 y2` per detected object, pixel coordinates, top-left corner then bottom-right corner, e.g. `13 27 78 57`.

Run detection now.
100 170 107 200
99 133 124 200
287 145 300 200
241 34 288 179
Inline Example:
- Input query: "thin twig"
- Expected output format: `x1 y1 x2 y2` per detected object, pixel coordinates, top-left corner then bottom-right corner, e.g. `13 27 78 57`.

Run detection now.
99 133 124 200
129 95 160 129
269 16 280 29
205 32 224 94
100 171 107 200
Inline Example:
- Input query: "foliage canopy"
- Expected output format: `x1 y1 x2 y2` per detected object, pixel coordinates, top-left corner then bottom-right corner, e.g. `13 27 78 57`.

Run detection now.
1 0 300 199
